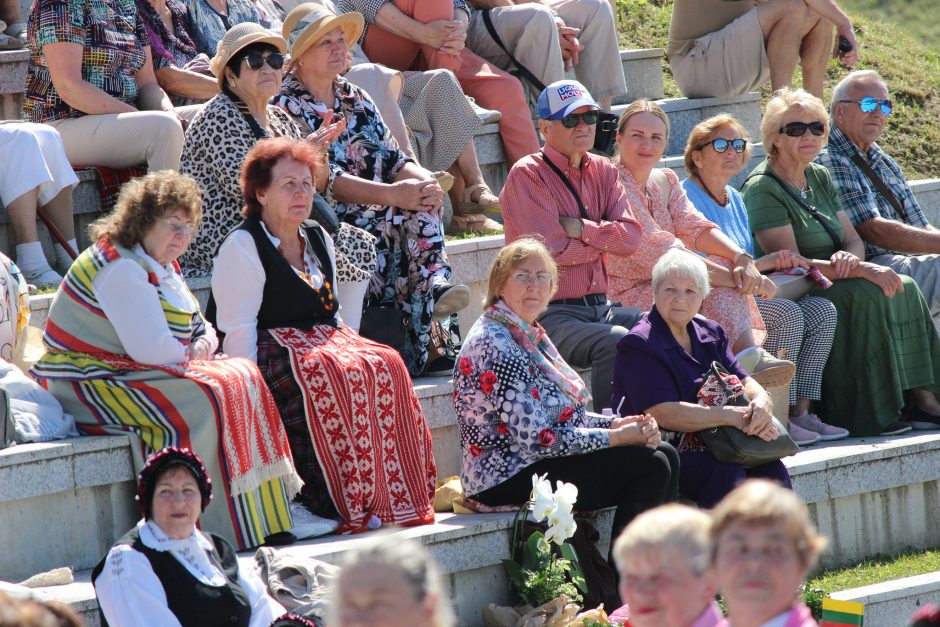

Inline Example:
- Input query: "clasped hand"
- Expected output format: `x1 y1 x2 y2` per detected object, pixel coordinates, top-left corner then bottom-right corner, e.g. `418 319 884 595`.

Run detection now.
394 178 444 212
610 414 660 449
729 394 778 441
420 19 466 54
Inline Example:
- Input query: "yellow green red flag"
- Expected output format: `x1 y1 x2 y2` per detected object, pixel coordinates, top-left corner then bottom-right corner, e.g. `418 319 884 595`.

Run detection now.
821 597 864 627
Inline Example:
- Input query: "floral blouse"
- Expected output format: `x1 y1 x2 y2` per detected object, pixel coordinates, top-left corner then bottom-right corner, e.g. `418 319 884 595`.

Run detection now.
453 316 613 497
24 0 150 122
272 73 413 220
184 0 260 56
136 0 198 70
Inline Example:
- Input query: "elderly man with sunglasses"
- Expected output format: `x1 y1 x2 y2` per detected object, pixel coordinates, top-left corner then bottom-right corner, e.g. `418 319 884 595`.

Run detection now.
501 80 643 411
817 70 940 332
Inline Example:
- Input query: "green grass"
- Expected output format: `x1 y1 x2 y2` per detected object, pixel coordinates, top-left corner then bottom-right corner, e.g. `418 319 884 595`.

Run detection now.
614 0 940 179
842 0 940 50
796 547 940 618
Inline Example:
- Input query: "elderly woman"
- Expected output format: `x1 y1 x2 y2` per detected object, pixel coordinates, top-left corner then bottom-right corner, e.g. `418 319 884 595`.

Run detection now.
180 23 376 330
743 88 940 436
23 0 184 170
612 504 720 627
329 534 455 627
0 123 78 285
453 238 678 553
611 249 792 508
211 137 437 533
135 0 219 107
30 171 301 550
683 114 847 445
93 448 286 627
711 480 826 627
273 4 470 374
606 100 792 389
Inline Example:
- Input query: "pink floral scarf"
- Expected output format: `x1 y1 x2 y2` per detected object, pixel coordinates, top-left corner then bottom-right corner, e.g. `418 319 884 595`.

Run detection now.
484 300 591 406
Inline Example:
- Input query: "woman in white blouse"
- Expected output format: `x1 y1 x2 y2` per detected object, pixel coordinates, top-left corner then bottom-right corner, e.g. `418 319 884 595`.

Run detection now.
92 447 285 627
30 171 303 551
210 137 437 536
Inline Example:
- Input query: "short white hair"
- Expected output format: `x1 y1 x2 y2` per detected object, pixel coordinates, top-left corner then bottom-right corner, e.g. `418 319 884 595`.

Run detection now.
613 504 712 576
831 70 886 119
651 248 711 297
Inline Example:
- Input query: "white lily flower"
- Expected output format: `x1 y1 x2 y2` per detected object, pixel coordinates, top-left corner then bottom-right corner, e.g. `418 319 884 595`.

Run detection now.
546 515 577 544
530 473 556 522
536 535 551 554
553 480 578 512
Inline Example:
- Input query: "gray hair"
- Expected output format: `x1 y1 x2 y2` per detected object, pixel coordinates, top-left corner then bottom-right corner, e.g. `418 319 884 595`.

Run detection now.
651 248 711 298
831 70 887 119
612 504 712 576
330 533 455 627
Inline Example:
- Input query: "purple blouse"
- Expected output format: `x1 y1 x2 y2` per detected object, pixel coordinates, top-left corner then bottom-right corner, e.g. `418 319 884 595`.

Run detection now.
610 306 749 417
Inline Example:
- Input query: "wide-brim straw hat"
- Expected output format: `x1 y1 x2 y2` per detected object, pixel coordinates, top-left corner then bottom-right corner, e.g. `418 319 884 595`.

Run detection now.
210 22 288 89
282 2 364 66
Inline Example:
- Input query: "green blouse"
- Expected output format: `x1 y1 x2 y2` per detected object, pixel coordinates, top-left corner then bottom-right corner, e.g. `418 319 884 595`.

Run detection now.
741 160 845 260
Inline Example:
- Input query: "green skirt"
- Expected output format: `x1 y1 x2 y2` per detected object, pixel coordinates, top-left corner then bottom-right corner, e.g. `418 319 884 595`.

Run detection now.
811 275 940 435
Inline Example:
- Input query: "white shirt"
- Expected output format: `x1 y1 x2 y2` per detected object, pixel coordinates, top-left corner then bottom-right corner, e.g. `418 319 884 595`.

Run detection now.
95 521 284 627
211 224 341 362
93 245 218 365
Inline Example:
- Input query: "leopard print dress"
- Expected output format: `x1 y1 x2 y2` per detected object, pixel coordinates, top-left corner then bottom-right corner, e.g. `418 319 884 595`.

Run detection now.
179 92 376 285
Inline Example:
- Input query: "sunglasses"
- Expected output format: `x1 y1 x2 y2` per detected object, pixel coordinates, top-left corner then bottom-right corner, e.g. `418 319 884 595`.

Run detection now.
778 121 825 137
698 138 747 154
242 51 285 71
838 97 893 116
560 111 599 128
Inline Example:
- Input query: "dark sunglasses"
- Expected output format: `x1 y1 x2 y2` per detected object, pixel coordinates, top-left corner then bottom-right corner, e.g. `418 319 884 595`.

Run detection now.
560 111 599 128
698 138 747 154
838 97 893 116
242 51 285 71
778 121 825 137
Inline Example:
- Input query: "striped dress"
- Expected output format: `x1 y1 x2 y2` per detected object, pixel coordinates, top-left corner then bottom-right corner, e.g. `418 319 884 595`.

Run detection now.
30 238 301 550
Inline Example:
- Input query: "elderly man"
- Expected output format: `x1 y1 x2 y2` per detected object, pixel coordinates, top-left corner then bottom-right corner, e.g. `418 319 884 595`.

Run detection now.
501 80 642 411
463 0 626 110
668 0 858 99
817 70 940 332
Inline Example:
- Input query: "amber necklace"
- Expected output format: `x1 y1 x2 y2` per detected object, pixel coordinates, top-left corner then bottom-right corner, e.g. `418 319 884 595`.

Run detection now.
693 174 728 207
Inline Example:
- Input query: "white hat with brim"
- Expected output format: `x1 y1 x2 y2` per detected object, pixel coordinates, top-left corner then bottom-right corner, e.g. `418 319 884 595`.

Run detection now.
282 3 364 67
209 22 288 90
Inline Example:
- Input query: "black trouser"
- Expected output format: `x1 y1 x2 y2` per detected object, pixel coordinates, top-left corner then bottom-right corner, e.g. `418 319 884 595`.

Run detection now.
473 443 679 561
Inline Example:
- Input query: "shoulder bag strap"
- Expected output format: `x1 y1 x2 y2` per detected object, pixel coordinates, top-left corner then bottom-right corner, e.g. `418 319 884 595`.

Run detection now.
540 152 590 220
648 169 672 208
480 9 547 93
744 170 844 249
848 152 910 222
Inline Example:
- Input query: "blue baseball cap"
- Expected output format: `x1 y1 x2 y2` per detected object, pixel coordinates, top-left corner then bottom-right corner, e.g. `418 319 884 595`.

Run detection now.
537 80 600 120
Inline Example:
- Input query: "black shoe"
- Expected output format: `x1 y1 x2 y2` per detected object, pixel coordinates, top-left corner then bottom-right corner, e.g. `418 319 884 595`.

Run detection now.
906 406 940 430
421 356 455 377
431 284 470 321
880 420 913 436
262 531 297 546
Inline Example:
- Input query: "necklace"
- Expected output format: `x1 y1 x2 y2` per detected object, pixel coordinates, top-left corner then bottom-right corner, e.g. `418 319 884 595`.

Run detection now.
694 175 728 207
777 167 811 199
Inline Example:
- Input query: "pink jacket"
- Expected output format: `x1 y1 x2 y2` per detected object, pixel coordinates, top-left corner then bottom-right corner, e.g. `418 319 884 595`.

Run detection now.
719 603 818 627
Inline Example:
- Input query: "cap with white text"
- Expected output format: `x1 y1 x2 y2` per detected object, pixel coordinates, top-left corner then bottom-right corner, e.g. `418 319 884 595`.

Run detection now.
536 80 600 120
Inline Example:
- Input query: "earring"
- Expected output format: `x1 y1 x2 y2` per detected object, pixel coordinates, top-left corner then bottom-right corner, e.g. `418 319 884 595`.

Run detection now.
299 59 305 67
231 79 237 88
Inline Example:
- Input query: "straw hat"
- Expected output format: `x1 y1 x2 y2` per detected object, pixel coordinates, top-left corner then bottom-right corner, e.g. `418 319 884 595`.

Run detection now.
209 22 288 89
282 3 364 65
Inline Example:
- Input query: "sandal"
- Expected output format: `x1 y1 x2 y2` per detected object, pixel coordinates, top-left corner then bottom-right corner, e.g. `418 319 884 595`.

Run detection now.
446 213 503 236
434 171 455 193
456 183 500 216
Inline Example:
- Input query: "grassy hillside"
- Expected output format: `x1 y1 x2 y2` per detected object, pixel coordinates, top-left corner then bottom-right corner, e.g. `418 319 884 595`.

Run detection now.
614 0 940 179
841 0 940 50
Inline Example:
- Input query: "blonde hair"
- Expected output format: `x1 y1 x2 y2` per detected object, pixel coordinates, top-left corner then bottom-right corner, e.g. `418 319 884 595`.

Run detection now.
710 479 827 570
613 504 712 576
90 171 203 249
613 99 670 162
761 88 829 157
484 238 558 308
683 114 752 178
330 533 455 627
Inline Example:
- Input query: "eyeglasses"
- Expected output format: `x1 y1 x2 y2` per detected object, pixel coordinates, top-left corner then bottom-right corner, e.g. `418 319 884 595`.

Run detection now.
512 271 552 286
560 111 599 128
778 121 825 137
161 218 196 237
698 138 747 154
242 52 285 71
838 97 893 116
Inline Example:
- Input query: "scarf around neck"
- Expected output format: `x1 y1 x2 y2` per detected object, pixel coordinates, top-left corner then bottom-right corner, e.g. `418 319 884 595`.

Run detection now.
484 300 591 406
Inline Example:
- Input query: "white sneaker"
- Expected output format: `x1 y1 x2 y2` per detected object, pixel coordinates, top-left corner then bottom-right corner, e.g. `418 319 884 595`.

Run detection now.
786 421 820 447
24 266 63 288
288 502 339 540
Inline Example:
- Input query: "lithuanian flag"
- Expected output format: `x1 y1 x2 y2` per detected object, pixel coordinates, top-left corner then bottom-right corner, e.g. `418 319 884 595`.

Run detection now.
821 597 864 626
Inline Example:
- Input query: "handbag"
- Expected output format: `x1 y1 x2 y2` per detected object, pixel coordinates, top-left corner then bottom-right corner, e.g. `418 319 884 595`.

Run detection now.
695 361 798 468
479 9 618 156
358 305 406 353
768 271 812 301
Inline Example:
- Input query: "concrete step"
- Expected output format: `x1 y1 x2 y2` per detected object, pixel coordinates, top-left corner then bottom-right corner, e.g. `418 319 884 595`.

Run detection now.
0 49 28 121
830 571 940 627
612 48 666 106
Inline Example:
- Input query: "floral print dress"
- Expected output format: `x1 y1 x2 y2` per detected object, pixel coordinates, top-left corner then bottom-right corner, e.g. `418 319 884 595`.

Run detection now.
606 165 765 347
273 73 459 374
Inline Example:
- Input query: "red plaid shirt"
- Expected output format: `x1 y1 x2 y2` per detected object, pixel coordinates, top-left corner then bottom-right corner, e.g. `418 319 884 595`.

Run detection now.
501 145 642 299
